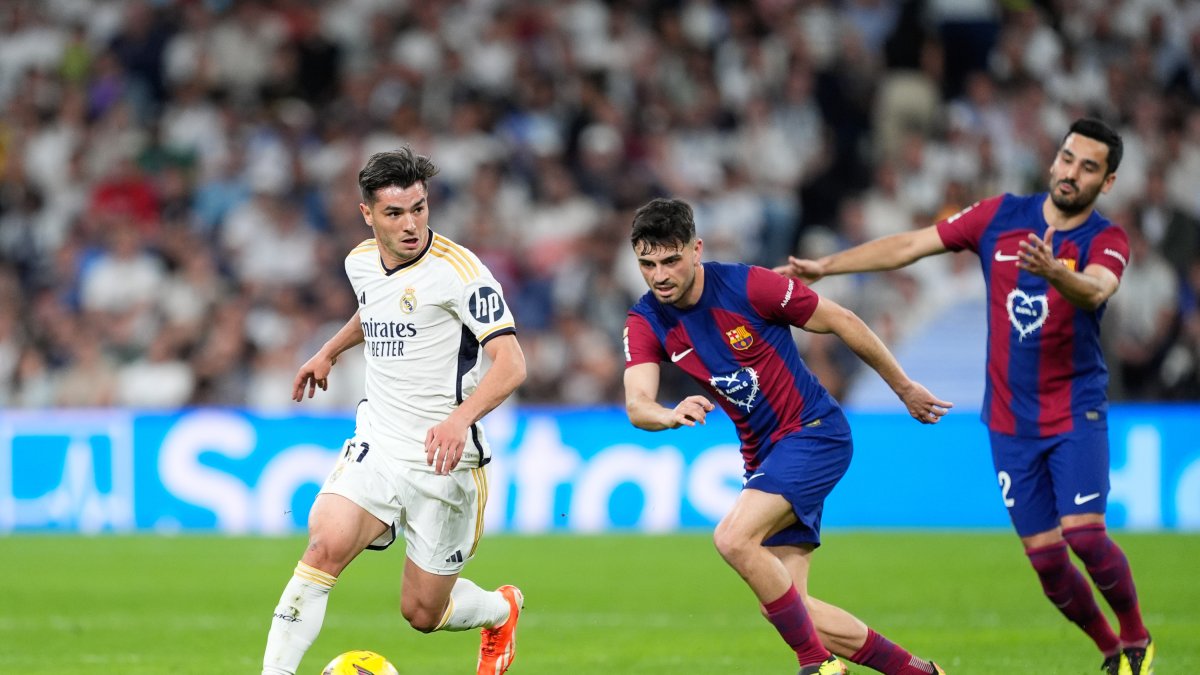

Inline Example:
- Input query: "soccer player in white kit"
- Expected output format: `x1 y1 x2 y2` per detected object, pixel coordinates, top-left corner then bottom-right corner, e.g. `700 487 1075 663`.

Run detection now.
262 148 527 675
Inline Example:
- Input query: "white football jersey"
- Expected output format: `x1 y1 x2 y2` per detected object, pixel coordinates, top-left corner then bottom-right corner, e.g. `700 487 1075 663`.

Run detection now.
345 231 516 466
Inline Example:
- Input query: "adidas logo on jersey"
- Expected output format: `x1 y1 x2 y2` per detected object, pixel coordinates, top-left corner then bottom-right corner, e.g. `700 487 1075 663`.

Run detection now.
445 550 464 564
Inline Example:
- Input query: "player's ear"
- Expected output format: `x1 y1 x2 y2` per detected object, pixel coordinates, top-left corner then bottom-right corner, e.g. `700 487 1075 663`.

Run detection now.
1100 171 1117 194
358 202 372 226
693 237 703 263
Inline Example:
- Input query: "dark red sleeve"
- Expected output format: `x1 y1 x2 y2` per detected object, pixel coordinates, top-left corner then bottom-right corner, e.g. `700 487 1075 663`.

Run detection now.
935 195 1005 253
746 266 819 327
1087 225 1130 280
623 311 665 367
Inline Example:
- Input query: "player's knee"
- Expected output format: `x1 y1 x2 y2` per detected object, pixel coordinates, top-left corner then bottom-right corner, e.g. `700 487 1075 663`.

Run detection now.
1062 524 1112 565
401 604 442 633
404 613 440 634
301 540 336 570
711 521 752 565
1026 540 1071 582
301 533 354 575
1061 523 1106 549
400 596 445 633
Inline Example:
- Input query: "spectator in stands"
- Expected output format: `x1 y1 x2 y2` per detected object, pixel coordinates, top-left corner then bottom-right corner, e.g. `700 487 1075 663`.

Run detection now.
0 0 1196 410
1108 221 1181 398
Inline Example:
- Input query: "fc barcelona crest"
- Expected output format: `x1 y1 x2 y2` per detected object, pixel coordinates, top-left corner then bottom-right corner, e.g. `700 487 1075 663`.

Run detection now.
400 287 418 313
726 325 753 350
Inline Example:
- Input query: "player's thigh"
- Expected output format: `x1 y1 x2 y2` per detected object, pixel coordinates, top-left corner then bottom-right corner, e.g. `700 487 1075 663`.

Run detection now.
1046 420 1110 518
304 493 390 574
310 436 401 566
399 464 488 576
989 431 1059 537
719 488 798 545
749 416 853 548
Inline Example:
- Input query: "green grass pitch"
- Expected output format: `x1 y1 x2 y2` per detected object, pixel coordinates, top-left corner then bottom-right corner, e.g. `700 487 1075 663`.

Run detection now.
1 531 1196 674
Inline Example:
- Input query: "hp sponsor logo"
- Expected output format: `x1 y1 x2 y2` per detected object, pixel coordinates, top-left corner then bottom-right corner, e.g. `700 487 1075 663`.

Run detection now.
469 286 506 323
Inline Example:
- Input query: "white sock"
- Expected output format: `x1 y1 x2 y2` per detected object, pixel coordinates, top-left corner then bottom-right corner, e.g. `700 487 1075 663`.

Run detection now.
262 562 337 675
434 578 510 631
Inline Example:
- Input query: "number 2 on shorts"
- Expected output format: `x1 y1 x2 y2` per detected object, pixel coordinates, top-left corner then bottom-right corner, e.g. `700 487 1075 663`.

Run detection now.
997 470 1015 507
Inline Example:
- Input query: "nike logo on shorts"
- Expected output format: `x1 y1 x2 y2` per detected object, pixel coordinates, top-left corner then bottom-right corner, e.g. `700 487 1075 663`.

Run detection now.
994 251 1020 262
1074 492 1101 505
671 348 694 362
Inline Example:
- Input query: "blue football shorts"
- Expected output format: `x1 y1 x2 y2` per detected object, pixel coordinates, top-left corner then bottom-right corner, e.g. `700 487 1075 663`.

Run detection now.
743 410 853 548
989 415 1110 537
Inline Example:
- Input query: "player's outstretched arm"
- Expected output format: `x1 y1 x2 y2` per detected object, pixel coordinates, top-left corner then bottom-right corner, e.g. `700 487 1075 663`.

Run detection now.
425 333 526 474
774 225 948 281
802 296 952 424
292 310 365 402
624 363 714 431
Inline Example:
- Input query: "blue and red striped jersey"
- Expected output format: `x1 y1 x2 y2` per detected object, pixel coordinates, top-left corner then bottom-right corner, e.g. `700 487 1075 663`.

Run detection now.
936 193 1130 437
623 262 841 470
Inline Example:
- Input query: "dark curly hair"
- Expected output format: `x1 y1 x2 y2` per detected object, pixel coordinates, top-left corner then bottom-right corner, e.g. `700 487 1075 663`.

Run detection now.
630 198 696 254
357 147 440 203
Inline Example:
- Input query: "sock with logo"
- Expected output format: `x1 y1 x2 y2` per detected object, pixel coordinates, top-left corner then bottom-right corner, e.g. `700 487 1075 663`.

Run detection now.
848 628 938 674
1027 541 1120 655
762 585 830 667
433 578 510 631
1063 524 1149 645
262 561 337 675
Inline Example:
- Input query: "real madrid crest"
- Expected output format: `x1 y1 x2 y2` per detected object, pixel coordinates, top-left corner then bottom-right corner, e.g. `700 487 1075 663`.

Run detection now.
400 287 418 313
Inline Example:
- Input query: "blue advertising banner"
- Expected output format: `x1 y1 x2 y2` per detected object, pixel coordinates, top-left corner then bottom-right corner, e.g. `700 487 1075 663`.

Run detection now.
1 405 1197 534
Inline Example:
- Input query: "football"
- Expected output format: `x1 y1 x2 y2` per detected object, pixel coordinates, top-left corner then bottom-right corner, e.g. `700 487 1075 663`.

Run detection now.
321 650 399 675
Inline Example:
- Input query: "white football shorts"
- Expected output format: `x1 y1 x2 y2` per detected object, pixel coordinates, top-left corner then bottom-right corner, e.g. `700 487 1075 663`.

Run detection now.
318 434 488 575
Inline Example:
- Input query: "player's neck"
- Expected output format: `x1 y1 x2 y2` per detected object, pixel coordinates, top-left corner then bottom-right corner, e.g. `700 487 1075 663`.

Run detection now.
1041 196 1093 232
673 264 705 309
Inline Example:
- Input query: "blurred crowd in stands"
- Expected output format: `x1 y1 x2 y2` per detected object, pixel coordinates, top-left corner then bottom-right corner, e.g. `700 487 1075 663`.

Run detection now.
1 0 1199 411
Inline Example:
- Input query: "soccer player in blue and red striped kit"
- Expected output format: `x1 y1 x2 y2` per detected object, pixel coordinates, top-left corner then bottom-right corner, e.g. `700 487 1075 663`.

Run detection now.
778 118 1154 675
623 198 953 675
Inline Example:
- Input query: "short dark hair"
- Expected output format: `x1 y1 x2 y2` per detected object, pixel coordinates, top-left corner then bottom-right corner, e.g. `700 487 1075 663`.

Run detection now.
631 198 696 253
1064 118 1123 174
358 147 439 203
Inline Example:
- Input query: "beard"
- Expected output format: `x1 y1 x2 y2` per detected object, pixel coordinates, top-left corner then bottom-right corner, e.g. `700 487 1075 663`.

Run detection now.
1048 179 1101 215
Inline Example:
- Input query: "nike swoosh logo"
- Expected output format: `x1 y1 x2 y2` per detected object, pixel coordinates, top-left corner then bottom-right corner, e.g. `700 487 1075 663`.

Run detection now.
1074 492 1101 505
670 348 694 362
746 472 765 483
994 251 1020 262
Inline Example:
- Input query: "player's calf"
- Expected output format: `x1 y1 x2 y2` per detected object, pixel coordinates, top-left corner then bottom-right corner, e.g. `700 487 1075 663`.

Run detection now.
1063 524 1149 646
1026 541 1120 655
262 562 338 675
